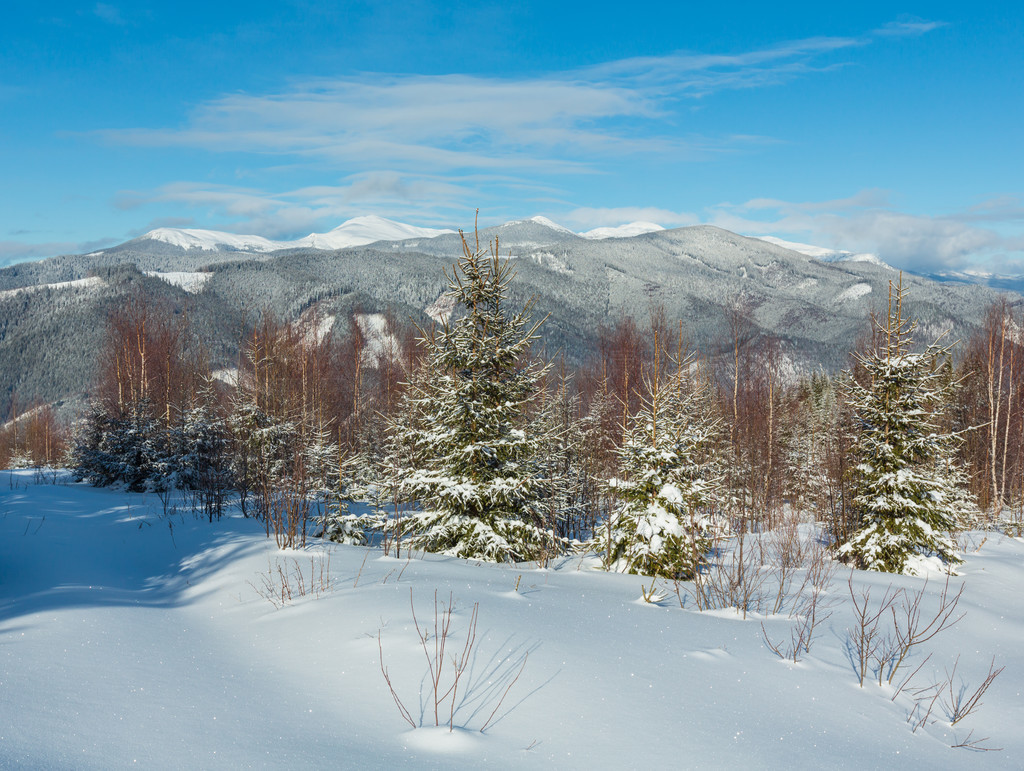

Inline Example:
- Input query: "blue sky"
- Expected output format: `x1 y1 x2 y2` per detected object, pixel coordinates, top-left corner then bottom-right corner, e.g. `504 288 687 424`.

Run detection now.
1 1 1022 274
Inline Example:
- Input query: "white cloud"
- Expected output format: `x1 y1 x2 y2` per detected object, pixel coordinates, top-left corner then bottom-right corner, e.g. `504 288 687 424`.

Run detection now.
93 3 125 26
94 27 890 176
98 75 665 172
875 19 947 37
556 206 699 231
739 189 891 213
115 173 498 239
709 192 1022 274
89 21 974 261
578 36 864 97
0 237 117 266
950 196 1024 224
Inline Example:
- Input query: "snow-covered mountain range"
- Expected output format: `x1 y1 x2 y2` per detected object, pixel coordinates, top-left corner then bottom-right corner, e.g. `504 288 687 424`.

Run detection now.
121 214 1021 297
140 215 457 253
0 213 1017 422
134 215 669 254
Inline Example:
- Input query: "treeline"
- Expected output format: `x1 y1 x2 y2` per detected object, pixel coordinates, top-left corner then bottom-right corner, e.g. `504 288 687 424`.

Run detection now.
6 246 1024 561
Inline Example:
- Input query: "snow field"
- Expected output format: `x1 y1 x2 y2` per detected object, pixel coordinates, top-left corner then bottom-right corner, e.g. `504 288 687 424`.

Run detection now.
2 471 1022 768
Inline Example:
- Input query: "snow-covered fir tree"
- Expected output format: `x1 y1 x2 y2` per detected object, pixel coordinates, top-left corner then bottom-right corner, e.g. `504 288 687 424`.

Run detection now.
302 420 338 505
839 277 975 574
576 371 622 533
315 458 372 546
321 401 396 546
366 362 433 549
311 423 375 547
783 372 848 518
533 372 593 543
391 228 560 562
176 380 233 518
73 397 169 491
227 390 297 518
605 355 726 579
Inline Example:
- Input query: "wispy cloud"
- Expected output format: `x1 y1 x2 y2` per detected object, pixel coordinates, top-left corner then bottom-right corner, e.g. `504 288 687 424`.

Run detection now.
557 206 700 230
875 18 947 37
94 20 953 247
95 26 896 175
117 182 281 218
949 196 1024 224
116 173 509 238
92 3 125 26
0 237 115 266
97 74 716 178
578 36 863 97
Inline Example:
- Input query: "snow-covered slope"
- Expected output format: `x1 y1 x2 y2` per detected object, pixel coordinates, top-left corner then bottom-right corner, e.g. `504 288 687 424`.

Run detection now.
2 470 1022 768
504 215 578 236
0 276 104 300
509 217 665 240
141 228 283 253
145 271 214 293
291 215 456 250
754 235 890 268
141 214 669 250
139 215 455 253
580 221 665 239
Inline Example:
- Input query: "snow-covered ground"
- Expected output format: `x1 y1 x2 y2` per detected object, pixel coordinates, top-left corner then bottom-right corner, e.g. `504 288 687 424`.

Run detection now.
833 282 873 304
2 470 1021 768
0 276 104 300
145 271 214 294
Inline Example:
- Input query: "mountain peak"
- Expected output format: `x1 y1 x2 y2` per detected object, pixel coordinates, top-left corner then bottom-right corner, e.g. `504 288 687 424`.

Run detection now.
139 227 280 253
527 215 577 235
297 216 454 250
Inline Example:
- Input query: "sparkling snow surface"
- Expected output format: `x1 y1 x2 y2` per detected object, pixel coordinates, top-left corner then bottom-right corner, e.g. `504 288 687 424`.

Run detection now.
1 470 1022 768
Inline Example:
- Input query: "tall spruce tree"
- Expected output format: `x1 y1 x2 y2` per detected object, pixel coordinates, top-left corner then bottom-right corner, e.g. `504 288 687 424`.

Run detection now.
178 380 232 520
392 227 558 562
533 372 592 543
606 355 725 579
839 277 974 574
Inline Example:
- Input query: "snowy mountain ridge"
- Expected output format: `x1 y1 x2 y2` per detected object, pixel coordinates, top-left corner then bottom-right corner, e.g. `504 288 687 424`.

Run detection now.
137 215 675 254
754 235 890 268
140 215 457 253
132 215 959 283
580 221 665 239
0 215 1016 422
